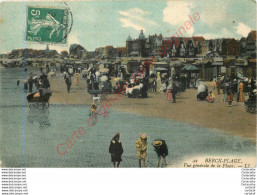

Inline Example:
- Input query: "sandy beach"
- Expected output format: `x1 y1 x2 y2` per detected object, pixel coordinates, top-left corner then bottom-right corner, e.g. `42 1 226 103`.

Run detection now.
48 74 256 143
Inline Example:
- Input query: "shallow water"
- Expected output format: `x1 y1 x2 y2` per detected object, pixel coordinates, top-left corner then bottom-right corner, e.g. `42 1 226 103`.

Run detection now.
0 67 255 167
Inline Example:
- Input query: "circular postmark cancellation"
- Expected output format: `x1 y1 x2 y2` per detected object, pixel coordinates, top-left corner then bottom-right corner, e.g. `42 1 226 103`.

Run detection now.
25 2 73 45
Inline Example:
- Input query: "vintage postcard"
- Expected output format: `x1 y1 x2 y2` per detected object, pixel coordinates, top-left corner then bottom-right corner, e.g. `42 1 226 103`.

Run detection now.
0 0 256 169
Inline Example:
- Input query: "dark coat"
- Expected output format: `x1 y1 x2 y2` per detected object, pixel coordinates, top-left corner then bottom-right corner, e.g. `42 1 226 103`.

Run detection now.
153 139 168 157
28 77 33 84
232 82 238 94
65 77 72 86
227 85 233 95
109 140 123 162
41 78 50 89
171 84 178 94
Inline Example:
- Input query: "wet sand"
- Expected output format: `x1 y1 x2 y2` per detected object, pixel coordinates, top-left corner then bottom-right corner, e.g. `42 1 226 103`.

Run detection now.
48 74 256 143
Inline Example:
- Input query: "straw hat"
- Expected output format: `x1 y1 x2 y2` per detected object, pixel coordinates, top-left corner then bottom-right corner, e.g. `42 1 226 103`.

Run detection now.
153 140 162 147
140 133 147 140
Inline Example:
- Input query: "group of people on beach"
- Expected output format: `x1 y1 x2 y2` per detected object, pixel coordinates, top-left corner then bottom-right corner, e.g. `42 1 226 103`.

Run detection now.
109 133 168 168
18 72 50 94
212 75 256 106
85 67 112 92
194 73 256 107
126 77 149 98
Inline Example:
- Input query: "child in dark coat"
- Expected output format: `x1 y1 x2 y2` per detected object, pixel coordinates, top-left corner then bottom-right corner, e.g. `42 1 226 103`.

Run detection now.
109 133 123 168
152 139 168 167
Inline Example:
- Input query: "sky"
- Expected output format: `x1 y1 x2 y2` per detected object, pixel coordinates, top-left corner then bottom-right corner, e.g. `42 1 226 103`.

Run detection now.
0 0 256 53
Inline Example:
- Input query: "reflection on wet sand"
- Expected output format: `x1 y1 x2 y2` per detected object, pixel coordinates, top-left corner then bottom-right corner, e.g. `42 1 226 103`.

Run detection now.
27 109 51 128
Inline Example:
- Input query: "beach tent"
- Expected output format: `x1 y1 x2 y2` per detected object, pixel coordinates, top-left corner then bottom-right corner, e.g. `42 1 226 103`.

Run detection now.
99 68 109 73
155 67 168 71
182 65 200 72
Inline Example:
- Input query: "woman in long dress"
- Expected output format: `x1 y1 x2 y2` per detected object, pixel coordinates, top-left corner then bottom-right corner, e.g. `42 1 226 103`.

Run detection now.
166 88 172 102
75 73 79 86
238 81 245 102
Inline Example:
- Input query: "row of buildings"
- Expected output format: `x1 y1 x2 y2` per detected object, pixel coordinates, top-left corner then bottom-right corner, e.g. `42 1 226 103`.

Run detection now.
2 30 256 60
3 45 59 59
1 30 256 80
125 30 256 59
93 30 256 80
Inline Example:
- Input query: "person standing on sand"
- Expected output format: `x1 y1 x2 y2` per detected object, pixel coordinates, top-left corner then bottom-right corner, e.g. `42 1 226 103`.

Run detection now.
157 72 161 81
24 80 28 90
75 73 79 86
109 133 123 168
171 83 177 103
212 76 217 90
28 76 33 93
153 79 157 93
136 133 148 168
35 79 40 91
238 81 245 102
166 87 172 102
65 76 72 93
165 79 169 90
232 79 238 102
17 79 20 86
222 80 229 102
227 82 233 106
216 78 221 95
250 77 256 91
152 139 168 167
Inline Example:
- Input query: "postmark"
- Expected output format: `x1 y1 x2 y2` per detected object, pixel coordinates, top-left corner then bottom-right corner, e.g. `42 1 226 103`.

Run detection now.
26 5 72 44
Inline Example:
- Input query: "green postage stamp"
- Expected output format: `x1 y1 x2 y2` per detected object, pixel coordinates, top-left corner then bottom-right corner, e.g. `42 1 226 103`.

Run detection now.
26 6 69 44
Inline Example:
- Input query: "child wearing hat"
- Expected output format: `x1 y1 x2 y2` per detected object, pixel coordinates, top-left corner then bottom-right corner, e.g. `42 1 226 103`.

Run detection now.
152 139 168 167
136 133 148 168
109 132 123 168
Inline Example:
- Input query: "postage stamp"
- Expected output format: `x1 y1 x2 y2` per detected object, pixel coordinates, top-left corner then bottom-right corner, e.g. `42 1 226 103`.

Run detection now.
26 6 69 44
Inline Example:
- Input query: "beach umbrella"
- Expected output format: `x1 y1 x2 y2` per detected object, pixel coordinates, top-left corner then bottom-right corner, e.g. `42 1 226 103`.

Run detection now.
182 65 199 72
155 67 168 71
101 76 108 82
